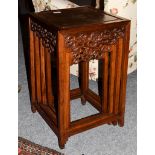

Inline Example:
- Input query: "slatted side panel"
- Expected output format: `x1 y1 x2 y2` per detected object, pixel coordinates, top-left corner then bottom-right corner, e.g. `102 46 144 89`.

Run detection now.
100 43 121 118
86 41 123 121
29 23 57 125
33 34 55 108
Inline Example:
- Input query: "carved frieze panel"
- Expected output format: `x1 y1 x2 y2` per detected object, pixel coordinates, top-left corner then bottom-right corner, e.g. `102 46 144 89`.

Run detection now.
30 20 56 53
64 27 125 64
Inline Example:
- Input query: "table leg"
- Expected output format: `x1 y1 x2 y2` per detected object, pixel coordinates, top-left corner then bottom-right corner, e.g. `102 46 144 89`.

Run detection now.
29 19 36 113
78 62 89 105
100 52 109 113
112 38 123 125
108 45 116 114
57 32 70 149
118 23 131 127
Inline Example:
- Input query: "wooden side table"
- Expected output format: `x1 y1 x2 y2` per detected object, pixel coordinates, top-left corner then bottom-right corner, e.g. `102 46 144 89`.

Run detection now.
28 7 130 149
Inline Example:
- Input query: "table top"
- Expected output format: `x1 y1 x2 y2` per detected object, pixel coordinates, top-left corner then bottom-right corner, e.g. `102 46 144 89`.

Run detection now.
29 6 129 30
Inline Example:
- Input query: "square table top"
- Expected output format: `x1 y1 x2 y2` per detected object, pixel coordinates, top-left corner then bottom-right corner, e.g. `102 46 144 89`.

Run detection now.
29 6 129 30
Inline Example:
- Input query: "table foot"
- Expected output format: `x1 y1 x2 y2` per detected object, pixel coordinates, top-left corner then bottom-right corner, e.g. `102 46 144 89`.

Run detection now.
107 121 118 126
58 137 67 149
59 144 65 149
31 105 37 113
81 95 86 105
118 117 124 127
112 121 117 126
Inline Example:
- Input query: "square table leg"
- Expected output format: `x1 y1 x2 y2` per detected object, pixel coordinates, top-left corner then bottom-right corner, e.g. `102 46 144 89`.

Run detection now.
57 32 71 149
29 20 37 113
100 52 109 114
118 23 131 127
78 61 89 105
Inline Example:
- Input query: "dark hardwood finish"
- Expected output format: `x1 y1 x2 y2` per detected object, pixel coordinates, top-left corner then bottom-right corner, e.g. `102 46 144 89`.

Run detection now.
29 7 120 31
28 6 130 149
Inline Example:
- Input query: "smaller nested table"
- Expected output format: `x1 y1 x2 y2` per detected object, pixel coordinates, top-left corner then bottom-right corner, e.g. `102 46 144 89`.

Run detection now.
28 7 130 149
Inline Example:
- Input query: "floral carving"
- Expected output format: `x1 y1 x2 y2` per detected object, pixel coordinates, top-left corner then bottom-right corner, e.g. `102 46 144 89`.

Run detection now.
31 20 56 53
64 27 125 64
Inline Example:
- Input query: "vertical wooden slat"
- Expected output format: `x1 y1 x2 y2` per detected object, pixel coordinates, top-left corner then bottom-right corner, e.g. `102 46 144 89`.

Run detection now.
114 38 123 115
29 19 36 112
34 33 42 103
79 61 89 105
119 23 131 126
45 48 54 108
102 52 109 113
57 32 70 149
65 52 70 134
108 45 116 114
40 39 47 104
